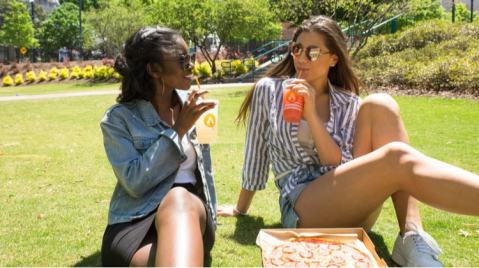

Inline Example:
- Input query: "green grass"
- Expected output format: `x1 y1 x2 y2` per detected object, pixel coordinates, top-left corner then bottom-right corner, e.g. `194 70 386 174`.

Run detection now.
0 84 478 266
0 81 120 96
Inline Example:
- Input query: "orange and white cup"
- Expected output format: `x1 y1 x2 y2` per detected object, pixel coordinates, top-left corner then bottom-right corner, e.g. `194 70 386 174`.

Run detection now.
282 78 304 123
195 100 219 144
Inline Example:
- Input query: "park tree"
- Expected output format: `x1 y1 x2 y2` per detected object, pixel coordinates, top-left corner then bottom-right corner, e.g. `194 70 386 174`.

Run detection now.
268 0 408 58
0 0 37 60
151 0 281 74
37 2 91 58
453 2 474 22
393 0 446 30
86 0 149 57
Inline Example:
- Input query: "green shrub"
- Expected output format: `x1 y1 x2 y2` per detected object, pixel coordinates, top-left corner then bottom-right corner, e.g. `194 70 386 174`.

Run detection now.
15 73 24 85
25 71 37 83
359 20 459 58
2 75 14 86
395 0 447 31
357 20 479 94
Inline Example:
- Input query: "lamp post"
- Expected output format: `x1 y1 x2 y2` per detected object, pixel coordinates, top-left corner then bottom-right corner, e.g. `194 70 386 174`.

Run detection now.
78 0 83 60
472 0 475 22
452 0 456 23
28 0 35 62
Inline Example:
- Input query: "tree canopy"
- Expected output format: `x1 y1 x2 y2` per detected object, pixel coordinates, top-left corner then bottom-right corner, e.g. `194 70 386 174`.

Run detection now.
151 0 281 73
37 2 87 56
0 0 37 48
86 0 149 57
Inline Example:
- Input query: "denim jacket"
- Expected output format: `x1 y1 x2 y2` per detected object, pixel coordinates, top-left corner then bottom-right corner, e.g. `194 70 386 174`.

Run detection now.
100 90 217 226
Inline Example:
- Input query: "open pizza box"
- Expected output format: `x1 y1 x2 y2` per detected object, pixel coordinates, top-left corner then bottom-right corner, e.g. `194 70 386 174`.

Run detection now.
256 228 387 267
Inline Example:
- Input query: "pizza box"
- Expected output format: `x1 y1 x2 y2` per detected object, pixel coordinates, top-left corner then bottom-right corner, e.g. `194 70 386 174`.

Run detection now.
256 228 387 267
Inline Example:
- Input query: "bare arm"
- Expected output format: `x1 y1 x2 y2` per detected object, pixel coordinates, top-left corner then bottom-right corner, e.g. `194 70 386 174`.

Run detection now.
292 80 341 165
218 188 256 216
307 112 342 165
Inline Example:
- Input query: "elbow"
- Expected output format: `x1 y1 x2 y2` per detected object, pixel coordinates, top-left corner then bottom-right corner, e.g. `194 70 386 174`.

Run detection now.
116 169 149 199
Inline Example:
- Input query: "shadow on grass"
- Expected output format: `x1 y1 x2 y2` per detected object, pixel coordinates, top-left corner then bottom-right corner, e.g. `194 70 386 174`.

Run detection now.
228 215 282 245
71 249 214 267
367 231 395 266
72 251 101 267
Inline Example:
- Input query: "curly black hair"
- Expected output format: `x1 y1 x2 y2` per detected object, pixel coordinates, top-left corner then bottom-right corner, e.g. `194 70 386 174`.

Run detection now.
114 26 183 103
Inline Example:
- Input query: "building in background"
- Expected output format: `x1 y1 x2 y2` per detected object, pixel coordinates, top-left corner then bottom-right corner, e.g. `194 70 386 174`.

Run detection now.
20 0 60 12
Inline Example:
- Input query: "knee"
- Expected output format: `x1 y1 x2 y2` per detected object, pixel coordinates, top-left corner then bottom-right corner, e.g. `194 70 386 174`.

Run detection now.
360 93 401 117
381 141 418 176
156 187 202 220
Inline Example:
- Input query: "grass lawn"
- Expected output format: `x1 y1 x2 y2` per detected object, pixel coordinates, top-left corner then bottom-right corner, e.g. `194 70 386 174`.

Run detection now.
0 81 120 97
0 84 478 266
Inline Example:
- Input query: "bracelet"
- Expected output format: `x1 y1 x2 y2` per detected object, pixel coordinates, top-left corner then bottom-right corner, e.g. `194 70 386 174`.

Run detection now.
233 207 248 216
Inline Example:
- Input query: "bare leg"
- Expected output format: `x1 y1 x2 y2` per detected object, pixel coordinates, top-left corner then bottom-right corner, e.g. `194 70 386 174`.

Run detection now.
129 187 207 266
294 140 479 227
129 230 156 266
353 94 422 233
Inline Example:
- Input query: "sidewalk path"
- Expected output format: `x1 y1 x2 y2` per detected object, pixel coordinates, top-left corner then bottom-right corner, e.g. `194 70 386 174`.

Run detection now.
0 83 254 102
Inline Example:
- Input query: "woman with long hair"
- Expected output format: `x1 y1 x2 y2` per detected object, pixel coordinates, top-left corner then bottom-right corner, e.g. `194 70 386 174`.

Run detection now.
100 26 217 266
218 16 479 267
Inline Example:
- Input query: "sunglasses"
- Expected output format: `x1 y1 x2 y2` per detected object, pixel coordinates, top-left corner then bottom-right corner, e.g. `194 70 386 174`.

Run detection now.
289 43 330 62
161 53 193 71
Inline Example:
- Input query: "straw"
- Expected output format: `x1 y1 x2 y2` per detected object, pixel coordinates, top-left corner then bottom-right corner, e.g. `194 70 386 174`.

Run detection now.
297 70 303 79
195 76 201 91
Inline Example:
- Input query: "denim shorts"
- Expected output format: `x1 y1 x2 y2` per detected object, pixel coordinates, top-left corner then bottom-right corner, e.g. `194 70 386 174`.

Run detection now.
275 173 312 228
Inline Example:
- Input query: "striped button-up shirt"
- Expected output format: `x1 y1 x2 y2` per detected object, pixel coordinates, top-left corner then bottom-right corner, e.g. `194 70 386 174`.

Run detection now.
242 77 360 198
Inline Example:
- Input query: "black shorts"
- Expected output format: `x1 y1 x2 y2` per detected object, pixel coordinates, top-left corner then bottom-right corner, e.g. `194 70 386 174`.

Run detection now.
101 183 215 266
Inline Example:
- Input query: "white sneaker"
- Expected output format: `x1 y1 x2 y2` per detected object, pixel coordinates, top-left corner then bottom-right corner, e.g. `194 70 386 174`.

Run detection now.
391 229 443 267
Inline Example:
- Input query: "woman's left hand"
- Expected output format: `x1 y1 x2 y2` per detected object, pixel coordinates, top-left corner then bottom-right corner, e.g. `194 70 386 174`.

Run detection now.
289 79 316 122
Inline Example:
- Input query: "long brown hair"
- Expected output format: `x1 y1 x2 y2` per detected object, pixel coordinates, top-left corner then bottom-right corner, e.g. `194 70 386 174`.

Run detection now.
236 15 361 125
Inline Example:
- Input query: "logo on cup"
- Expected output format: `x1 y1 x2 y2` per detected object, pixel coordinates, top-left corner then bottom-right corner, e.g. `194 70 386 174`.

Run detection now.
204 114 216 128
286 91 297 102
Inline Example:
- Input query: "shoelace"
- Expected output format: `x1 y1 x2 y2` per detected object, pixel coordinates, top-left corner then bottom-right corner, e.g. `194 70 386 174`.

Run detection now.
404 230 442 258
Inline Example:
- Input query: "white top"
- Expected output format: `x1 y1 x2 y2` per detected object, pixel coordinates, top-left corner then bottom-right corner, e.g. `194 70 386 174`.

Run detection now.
174 133 197 184
298 119 315 156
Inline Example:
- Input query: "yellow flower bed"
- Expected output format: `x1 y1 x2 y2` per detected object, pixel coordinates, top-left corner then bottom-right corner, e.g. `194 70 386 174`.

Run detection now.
2 75 14 86
15 73 24 85
26 71 37 83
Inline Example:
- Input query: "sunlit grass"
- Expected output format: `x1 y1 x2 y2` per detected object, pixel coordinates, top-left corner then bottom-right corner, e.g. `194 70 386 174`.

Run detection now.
0 85 478 266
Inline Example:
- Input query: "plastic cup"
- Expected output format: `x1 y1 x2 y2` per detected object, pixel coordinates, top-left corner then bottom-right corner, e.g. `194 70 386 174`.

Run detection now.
282 78 304 123
195 100 219 144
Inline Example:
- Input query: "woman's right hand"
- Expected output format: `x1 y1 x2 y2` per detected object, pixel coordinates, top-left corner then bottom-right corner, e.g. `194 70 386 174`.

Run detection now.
289 79 317 122
173 89 216 137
